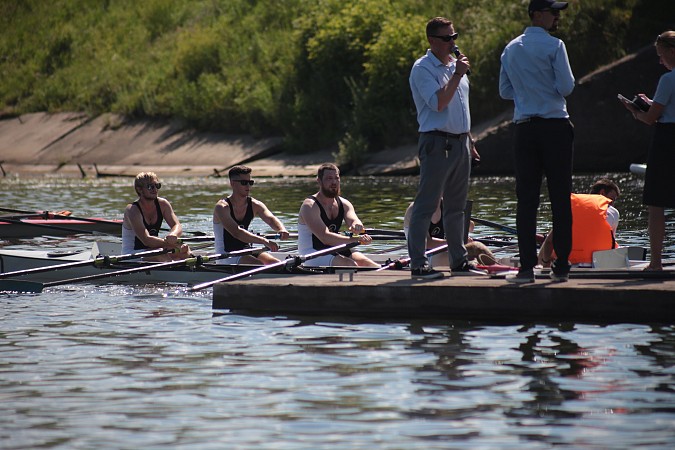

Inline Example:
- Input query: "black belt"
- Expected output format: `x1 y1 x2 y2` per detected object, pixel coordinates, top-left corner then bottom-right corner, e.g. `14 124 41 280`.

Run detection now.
515 117 568 125
421 130 465 139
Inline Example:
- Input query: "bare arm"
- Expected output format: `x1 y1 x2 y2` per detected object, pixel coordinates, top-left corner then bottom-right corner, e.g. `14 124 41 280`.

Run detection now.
299 198 368 246
125 202 175 249
436 56 470 111
341 197 366 234
253 199 290 240
621 95 664 125
214 200 276 250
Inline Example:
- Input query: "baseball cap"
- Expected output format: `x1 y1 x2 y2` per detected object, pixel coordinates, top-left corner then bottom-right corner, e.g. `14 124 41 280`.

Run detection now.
528 0 568 12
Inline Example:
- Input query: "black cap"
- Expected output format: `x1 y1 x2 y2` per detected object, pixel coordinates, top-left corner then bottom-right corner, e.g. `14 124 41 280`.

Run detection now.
528 0 568 12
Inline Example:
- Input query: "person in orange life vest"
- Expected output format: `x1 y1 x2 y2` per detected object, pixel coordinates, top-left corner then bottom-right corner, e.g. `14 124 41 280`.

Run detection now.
403 199 497 265
538 178 620 267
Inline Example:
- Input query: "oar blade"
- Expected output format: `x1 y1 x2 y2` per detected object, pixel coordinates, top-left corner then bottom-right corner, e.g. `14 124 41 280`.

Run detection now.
0 279 44 294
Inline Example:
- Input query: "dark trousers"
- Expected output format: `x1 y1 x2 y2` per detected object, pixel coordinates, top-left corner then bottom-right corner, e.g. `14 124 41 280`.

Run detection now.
513 119 574 271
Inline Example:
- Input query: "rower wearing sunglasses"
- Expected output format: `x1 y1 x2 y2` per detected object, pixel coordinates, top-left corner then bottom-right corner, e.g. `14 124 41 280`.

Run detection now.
122 172 191 261
213 165 290 265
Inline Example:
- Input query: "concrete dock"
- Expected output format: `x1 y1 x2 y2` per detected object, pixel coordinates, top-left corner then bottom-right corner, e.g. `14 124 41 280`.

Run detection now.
212 270 675 323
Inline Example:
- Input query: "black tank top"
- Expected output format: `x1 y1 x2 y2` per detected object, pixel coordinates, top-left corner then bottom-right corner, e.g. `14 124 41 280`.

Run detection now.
309 195 351 256
133 199 163 250
223 197 254 251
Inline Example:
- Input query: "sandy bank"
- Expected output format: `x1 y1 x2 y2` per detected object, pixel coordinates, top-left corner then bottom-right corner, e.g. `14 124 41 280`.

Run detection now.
0 112 418 178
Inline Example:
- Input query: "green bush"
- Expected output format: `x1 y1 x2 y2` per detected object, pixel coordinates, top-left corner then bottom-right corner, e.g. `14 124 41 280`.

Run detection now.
0 0 671 166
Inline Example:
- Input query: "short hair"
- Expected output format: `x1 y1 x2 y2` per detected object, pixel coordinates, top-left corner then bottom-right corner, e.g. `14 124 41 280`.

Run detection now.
134 172 158 188
317 163 339 180
426 17 452 37
228 165 252 179
656 31 675 49
590 178 620 197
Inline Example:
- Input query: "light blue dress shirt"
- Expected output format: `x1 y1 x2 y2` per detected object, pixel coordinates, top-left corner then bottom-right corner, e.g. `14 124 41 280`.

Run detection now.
499 27 575 122
653 69 675 123
409 49 471 134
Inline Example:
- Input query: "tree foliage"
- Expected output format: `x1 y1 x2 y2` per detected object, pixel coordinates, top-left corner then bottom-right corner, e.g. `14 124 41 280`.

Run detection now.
1 0 672 166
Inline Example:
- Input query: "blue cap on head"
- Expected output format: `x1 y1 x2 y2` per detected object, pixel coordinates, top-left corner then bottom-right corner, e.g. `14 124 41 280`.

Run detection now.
528 0 568 12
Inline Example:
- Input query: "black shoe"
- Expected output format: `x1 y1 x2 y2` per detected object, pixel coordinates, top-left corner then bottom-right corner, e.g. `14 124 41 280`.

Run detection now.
452 260 479 272
550 260 570 282
506 268 535 284
411 264 444 279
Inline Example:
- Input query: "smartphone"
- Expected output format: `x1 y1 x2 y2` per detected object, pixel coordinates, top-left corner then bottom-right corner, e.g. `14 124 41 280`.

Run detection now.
618 94 650 112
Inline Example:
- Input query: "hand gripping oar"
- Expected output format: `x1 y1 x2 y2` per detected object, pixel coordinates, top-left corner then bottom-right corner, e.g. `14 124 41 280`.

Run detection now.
189 241 360 291
376 243 449 271
470 217 545 243
0 247 174 279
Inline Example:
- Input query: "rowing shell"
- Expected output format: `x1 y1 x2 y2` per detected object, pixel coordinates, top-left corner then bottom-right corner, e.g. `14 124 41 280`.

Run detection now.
0 244 407 285
0 217 122 238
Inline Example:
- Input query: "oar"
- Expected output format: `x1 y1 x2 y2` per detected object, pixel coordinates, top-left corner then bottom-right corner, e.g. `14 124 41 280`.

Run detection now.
189 241 360 291
36 247 266 290
364 228 405 237
471 217 545 243
0 247 174 279
376 244 449 271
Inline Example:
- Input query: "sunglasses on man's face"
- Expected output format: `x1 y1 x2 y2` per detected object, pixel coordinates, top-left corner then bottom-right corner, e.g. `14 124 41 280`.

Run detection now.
145 183 161 190
428 33 459 42
233 179 255 186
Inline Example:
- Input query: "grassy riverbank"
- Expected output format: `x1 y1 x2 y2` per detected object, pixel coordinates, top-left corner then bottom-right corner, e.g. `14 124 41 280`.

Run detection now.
1 0 671 166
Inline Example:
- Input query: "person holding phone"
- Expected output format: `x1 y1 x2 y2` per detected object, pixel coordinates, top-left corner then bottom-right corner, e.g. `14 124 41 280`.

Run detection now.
620 31 675 271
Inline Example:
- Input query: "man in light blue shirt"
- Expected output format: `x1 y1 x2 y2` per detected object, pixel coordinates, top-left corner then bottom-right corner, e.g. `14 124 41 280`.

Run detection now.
408 16 479 279
499 0 575 283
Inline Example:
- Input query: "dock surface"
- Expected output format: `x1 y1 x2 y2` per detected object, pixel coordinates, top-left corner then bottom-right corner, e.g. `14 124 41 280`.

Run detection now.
212 270 675 323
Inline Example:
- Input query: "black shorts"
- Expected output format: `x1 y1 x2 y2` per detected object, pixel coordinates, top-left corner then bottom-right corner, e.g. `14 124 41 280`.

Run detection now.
644 123 675 208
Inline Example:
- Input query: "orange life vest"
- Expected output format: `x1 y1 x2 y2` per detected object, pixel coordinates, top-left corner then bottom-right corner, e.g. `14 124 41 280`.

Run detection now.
568 193 616 264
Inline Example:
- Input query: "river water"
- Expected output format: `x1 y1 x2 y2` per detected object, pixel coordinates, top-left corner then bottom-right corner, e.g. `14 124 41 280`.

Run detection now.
1 174 674 449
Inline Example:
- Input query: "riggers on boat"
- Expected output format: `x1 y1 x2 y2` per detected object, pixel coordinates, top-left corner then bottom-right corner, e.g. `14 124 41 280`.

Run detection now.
0 242 407 286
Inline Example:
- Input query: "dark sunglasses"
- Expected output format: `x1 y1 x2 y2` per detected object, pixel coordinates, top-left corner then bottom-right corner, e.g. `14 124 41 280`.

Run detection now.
428 33 459 42
234 179 255 186
145 183 161 190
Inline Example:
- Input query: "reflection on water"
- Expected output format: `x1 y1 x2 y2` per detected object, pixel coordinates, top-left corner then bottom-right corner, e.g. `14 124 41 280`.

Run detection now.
1 174 675 448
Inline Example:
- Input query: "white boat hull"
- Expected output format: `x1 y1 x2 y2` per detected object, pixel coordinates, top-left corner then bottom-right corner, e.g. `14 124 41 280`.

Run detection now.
0 246 408 285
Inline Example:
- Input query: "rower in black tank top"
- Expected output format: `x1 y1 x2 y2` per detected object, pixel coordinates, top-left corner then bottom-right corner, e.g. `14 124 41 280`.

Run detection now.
310 195 352 256
223 197 254 251
133 199 164 250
